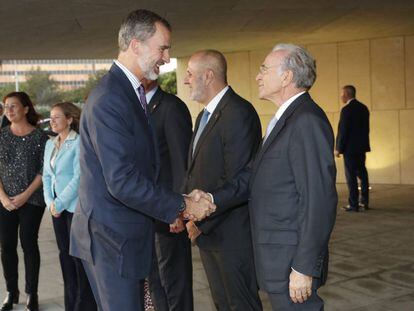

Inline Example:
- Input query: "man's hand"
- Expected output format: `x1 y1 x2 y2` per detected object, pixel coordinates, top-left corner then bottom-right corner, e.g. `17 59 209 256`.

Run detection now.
170 217 185 233
9 191 30 208
183 195 216 221
0 196 17 211
50 202 61 218
188 189 213 203
289 270 312 303
334 150 340 158
186 220 201 245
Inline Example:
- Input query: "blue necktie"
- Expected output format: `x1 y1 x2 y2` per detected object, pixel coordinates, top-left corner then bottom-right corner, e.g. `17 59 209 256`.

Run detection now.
192 109 210 154
137 85 148 117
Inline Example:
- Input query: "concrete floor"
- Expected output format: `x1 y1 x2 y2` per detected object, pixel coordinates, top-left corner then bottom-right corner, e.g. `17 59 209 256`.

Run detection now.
1 183 413 310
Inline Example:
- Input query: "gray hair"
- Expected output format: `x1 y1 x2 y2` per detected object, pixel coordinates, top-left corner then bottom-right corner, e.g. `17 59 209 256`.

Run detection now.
118 9 171 51
272 43 316 90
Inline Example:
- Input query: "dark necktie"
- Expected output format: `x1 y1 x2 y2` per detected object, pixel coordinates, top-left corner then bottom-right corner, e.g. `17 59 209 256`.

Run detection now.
192 109 210 155
137 85 148 117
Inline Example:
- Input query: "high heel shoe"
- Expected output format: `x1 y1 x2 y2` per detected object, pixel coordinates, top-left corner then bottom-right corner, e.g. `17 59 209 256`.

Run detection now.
0 291 19 311
25 293 38 311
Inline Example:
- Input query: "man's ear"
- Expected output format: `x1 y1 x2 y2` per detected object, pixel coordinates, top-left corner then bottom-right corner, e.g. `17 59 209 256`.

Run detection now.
130 38 141 55
282 70 293 87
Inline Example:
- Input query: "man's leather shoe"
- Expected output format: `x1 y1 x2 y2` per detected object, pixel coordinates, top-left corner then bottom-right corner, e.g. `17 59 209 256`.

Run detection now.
25 294 38 311
359 203 369 211
0 291 19 311
342 205 359 212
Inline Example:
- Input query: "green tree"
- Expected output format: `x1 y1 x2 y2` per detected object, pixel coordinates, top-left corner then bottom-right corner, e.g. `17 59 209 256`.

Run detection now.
158 71 177 94
83 69 108 99
20 67 62 106
0 84 15 101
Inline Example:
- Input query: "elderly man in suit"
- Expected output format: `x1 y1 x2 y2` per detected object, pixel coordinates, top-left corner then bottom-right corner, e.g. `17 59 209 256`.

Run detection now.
192 43 338 310
183 50 263 311
141 78 194 311
335 85 370 212
69 9 215 311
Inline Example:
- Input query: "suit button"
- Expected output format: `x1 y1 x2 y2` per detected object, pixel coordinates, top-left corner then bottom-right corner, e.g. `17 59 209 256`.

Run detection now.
188 174 192 179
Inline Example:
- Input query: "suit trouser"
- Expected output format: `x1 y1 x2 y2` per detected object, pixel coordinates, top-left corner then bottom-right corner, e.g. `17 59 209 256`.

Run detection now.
344 153 369 208
52 211 96 311
148 230 193 311
199 248 263 311
81 230 144 311
0 203 44 294
267 289 323 311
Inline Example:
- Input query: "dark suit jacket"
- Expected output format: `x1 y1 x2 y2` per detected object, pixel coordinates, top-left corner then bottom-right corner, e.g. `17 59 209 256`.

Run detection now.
70 64 182 280
214 93 337 293
336 99 370 155
148 87 193 234
183 87 262 251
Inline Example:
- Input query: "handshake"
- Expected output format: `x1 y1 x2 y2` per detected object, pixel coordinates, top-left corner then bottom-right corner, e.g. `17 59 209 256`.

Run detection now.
169 190 215 234
182 189 216 221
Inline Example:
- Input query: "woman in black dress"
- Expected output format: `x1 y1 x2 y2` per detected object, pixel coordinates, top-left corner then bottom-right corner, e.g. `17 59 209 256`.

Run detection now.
0 92 48 311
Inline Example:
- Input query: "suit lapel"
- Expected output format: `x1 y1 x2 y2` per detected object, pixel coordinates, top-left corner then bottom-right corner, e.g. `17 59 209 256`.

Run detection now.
250 93 308 184
148 87 164 114
188 87 234 170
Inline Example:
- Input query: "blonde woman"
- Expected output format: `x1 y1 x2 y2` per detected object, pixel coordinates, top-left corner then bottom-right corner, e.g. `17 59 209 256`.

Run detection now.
43 102 96 311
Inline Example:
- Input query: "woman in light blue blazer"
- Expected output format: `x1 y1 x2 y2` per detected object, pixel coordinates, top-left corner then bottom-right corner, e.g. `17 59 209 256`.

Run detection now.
43 102 96 311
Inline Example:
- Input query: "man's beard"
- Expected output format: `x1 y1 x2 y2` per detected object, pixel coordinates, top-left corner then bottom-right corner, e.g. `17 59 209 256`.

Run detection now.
138 55 160 81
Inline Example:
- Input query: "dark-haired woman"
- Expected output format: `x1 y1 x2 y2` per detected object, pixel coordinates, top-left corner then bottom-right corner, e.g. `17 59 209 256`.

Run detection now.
43 102 96 311
0 92 48 311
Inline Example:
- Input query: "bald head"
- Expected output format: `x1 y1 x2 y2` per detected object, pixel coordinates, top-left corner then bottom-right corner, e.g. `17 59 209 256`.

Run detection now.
190 50 228 84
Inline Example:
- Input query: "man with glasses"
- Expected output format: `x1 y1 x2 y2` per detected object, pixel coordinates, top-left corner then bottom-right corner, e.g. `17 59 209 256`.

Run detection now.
195 44 337 310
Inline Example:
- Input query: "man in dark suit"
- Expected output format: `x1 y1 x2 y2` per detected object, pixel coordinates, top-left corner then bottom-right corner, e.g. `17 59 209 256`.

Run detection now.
335 85 370 212
193 44 338 310
183 50 263 311
142 79 194 311
69 10 215 311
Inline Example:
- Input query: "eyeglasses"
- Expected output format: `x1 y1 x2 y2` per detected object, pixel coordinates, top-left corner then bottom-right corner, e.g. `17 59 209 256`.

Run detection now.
50 115 66 121
3 104 17 110
259 64 279 75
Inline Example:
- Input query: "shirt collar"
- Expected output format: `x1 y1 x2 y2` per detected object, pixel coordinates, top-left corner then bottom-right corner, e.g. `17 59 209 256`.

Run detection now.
275 91 306 120
114 60 141 91
346 98 354 105
52 130 78 147
205 86 229 115
146 86 159 104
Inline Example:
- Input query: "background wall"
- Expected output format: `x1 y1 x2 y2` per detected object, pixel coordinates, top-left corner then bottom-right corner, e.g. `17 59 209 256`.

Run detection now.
176 35 414 184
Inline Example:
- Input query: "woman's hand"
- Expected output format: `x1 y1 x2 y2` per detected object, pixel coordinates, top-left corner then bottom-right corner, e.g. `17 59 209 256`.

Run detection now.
50 202 61 218
9 191 30 209
0 196 17 211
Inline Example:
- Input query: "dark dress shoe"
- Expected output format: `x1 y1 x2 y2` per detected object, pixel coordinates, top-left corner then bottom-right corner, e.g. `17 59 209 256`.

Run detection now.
1 291 19 311
359 203 369 211
342 205 359 212
25 294 38 311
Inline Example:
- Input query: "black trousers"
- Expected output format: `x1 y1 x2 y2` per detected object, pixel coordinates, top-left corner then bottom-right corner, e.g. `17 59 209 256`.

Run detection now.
52 211 97 311
344 152 369 209
0 203 44 294
148 230 193 311
199 248 263 311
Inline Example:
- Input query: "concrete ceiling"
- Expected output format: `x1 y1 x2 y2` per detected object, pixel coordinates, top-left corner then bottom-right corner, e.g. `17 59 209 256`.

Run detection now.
1 0 414 59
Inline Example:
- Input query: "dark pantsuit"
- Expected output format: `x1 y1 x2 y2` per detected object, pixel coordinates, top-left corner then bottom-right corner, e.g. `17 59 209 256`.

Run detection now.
52 211 96 311
344 153 369 208
82 224 145 311
268 289 324 311
148 231 193 311
199 248 262 311
0 203 44 294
